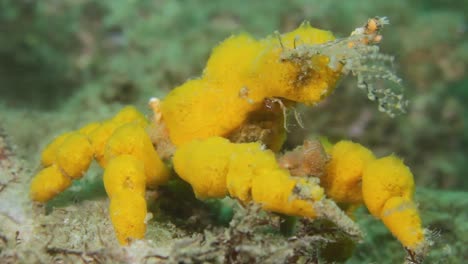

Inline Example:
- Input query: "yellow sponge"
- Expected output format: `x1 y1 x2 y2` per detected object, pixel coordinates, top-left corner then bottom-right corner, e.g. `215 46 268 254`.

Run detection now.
173 137 324 218
109 191 147 244
78 122 101 136
56 132 93 179
30 164 72 202
362 155 424 250
362 155 415 217
173 137 231 199
111 105 148 127
104 123 170 188
32 131 93 202
89 106 148 165
41 132 73 166
159 23 340 146
324 140 375 204
103 155 146 199
281 22 335 47
381 197 425 250
103 154 148 244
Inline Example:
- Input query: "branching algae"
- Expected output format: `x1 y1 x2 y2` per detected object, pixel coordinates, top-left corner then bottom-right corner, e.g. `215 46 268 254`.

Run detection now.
30 18 429 262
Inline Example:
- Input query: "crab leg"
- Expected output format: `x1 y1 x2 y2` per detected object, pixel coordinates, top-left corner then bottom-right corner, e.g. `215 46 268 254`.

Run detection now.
30 129 94 202
100 121 170 244
30 106 170 245
363 156 425 252
175 137 326 219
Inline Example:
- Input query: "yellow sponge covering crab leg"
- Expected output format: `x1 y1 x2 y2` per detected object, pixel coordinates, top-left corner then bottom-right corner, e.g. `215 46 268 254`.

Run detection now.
30 131 93 202
362 155 425 250
56 133 94 180
109 192 147 245
323 140 375 204
31 106 149 203
104 155 147 244
104 123 170 189
40 132 73 167
173 137 325 218
380 197 424 250
103 155 146 198
95 112 169 245
172 137 230 199
88 106 148 165
100 121 169 244
30 164 72 203
30 105 168 245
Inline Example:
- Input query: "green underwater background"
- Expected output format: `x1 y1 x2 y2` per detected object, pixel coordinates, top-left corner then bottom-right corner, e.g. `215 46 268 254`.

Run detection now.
0 0 466 263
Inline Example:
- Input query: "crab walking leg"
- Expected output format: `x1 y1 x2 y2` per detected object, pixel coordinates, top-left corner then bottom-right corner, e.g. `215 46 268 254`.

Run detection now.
103 123 170 189
321 141 425 249
102 123 170 244
174 137 324 218
30 106 169 244
103 155 147 244
226 142 325 217
322 140 375 204
362 156 425 251
30 131 94 202
174 137 362 237
30 106 150 203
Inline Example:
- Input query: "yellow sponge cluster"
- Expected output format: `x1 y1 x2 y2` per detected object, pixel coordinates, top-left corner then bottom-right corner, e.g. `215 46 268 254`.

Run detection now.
160 23 341 146
30 106 170 245
173 137 324 218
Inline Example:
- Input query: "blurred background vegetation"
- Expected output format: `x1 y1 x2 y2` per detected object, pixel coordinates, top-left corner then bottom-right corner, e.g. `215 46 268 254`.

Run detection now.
0 1 466 262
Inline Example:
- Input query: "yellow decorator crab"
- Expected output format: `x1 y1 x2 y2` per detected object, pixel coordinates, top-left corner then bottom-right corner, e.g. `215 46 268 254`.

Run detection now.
30 18 427 260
